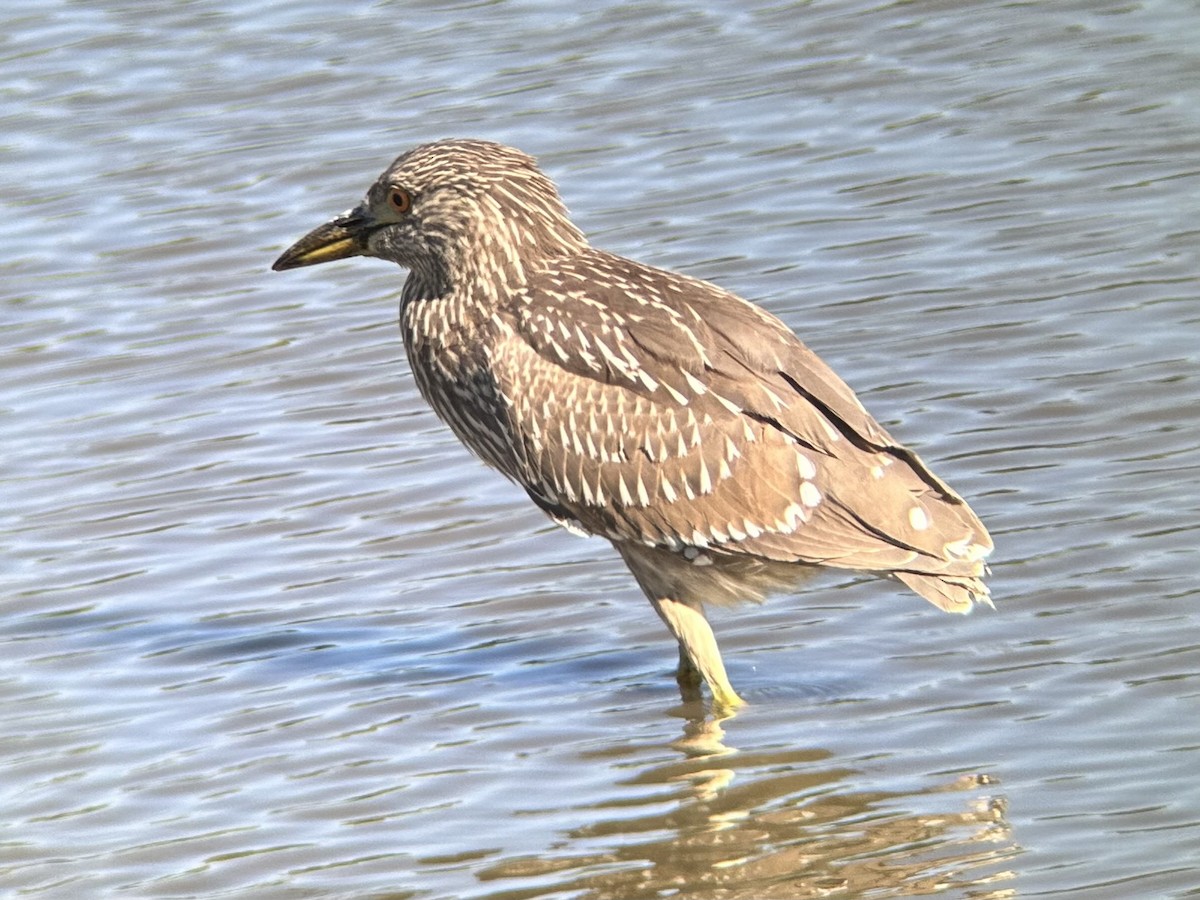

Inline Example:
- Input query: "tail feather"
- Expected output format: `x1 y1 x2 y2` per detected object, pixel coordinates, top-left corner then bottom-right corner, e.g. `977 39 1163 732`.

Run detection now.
894 569 992 614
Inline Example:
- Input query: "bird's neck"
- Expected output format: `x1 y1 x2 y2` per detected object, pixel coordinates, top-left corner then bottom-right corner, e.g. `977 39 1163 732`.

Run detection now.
399 269 503 388
398 272 521 480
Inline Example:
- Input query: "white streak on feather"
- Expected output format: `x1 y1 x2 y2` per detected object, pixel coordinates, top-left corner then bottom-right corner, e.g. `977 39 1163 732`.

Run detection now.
662 380 689 406
636 368 660 391
617 473 633 506
685 409 702 447
724 435 741 461
797 453 816 481
761 383 788 410
800 481 822 508
909 506 929 531
784 502 805 529
661 475 677 502
712 392 742 415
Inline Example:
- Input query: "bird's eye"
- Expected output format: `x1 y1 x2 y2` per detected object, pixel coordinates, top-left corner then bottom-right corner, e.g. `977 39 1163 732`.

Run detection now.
387 188 413 215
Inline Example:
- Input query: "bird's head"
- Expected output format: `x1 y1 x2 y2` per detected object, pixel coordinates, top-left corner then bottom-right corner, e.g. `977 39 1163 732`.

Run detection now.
272 139 587 291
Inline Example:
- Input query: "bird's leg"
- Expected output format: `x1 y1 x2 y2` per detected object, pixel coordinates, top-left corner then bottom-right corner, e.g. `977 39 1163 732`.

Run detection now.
649 596 744 709
675 643 704 703
677 644 702 686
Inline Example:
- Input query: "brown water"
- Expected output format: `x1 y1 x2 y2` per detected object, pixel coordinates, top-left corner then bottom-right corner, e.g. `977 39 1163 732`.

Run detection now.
3 1 1199 897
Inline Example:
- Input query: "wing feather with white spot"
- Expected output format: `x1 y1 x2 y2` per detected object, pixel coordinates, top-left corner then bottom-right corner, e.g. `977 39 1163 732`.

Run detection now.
489 249 991 607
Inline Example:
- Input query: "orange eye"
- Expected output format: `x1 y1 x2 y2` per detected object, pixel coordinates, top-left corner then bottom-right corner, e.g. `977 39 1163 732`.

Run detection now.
387 188 413 214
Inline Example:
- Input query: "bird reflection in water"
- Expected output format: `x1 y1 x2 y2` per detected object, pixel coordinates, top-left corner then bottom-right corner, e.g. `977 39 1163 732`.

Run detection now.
475 728 1017 898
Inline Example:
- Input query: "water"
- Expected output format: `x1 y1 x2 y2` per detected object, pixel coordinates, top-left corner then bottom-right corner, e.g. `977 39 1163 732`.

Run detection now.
3 1 1199 897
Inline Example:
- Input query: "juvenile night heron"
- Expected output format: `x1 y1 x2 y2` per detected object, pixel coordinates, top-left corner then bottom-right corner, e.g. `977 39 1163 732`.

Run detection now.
273 139 993 709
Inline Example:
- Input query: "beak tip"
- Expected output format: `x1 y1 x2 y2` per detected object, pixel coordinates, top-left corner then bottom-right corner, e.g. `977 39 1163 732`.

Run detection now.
270 214 370 273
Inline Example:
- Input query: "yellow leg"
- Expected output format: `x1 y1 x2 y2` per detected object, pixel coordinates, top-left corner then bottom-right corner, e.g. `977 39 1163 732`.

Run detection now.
650 596 745 709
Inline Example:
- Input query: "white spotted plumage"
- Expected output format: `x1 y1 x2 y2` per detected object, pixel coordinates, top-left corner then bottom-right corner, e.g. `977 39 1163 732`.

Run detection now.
276 138 995 707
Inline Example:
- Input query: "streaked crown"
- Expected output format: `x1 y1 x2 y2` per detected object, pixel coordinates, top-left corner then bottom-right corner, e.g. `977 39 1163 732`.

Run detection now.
367 139 588 291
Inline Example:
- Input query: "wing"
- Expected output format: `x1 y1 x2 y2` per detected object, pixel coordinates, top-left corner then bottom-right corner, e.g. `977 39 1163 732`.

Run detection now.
487 250 992 605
